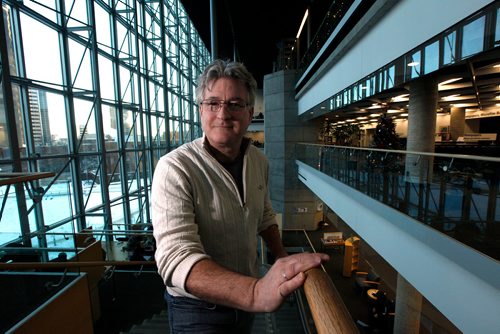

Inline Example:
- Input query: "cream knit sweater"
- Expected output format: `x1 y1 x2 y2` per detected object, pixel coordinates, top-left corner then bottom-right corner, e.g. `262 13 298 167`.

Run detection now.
151 137 277 298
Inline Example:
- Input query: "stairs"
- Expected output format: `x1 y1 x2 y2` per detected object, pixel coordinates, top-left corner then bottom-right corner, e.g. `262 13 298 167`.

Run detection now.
123 311 169 334
123 298 305 334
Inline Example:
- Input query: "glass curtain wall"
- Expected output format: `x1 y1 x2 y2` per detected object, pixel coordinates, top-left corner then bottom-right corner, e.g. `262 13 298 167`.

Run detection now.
0 0 209 257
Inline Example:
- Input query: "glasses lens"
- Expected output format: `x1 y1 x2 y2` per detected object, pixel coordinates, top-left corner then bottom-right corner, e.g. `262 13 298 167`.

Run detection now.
203 100 247 112
227 101 245 112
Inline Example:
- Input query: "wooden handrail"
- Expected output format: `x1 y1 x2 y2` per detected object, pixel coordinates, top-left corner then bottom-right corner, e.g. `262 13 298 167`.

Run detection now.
303 268 359 334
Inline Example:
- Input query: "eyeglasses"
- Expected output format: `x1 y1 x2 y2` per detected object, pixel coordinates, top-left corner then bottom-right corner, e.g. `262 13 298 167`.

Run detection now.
200 99 250 113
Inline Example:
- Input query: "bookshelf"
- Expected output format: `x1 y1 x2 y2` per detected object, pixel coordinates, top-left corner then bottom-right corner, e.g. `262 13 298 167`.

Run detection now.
342 236 360 277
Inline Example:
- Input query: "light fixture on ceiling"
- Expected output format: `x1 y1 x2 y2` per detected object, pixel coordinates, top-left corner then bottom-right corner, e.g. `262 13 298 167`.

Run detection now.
439 77 462 86
387 109 402 113
296 9 309 39
370 113 381 117
442 94 461 101
407 61 419 67
391 94 409 102
450 103 477 108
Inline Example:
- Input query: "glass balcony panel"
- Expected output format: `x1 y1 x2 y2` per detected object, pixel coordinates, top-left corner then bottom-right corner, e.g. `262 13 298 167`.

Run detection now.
424 41 439 74
297 143 500 260
496 8 500 46
443 31 457 65
462 16 485 58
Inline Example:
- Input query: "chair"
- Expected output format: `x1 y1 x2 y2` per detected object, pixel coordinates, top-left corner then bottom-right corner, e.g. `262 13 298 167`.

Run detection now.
354 270 380 294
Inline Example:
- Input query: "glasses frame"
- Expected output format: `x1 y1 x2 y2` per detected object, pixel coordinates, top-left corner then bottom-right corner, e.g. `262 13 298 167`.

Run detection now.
200 99 251 113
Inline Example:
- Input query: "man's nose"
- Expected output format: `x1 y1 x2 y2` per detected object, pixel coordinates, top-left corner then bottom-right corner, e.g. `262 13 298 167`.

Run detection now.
216 105 231 118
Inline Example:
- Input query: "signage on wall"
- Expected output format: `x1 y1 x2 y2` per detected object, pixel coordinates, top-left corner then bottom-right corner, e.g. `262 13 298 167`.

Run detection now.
465 109 500 119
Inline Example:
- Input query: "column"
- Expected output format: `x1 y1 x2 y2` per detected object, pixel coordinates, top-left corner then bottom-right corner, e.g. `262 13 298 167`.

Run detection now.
399 76 437 332
449 106 465 141
264 70 321 229
394 274 422 334
405 75 439 183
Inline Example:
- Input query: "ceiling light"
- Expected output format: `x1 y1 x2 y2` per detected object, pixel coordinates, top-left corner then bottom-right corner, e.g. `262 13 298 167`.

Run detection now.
391 94 409 102
346 119 355 122
370 113 381 117
356 116 367 120
442 94 460 101
296 9 309 39
450 103 476 108
407 61 419 67
387 109 402 113
439 77 462 86
400 113 408 116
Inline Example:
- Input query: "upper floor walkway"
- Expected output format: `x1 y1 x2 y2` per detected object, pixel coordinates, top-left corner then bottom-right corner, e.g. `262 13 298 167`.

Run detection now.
295 142 500 333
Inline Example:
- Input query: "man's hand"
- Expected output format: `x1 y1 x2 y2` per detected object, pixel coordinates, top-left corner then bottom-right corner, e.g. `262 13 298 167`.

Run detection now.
252 252 329 312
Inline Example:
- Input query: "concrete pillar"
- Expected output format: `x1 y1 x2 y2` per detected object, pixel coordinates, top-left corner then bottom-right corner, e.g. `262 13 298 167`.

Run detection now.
394 274 422 334
399 76 437 332
449 106 465 141
405 76 438 183
264 70 321 229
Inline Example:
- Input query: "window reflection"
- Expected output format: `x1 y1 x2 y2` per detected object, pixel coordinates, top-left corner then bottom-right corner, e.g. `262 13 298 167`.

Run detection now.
424 41 439 74
462 16 485 58
443 31 456 65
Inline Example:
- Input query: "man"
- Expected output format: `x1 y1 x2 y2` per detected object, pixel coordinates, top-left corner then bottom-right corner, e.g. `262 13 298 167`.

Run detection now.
152 59 328 333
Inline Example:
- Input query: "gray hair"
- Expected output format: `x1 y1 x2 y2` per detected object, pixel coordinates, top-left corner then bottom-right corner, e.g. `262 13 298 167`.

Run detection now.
195 59 257 106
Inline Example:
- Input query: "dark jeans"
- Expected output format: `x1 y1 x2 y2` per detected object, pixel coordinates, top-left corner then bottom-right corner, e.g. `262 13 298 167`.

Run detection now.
165 291 255 334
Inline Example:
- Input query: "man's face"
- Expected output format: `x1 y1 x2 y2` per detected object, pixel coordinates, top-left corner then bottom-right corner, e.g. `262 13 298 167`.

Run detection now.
200 77 254 151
